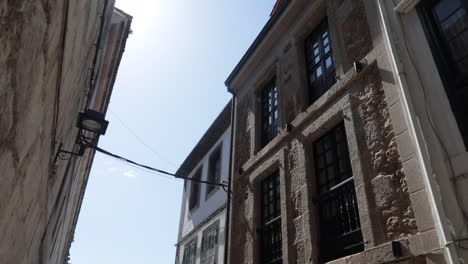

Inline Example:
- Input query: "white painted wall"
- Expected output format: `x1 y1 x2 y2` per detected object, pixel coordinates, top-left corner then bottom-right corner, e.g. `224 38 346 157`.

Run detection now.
176 209 227 264
176 127 231 263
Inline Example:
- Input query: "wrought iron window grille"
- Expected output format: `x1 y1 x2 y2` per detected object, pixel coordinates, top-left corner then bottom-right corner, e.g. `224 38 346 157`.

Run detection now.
200 226 219 264
313 123 364 262
182 240 197 264
260 172 283 264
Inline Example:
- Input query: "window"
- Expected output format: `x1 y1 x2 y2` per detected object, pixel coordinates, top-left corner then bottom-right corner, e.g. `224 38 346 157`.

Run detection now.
313 123 363 262
261 78 279 147
419 0 468 148
200 225 219 264
260 172 282 264
189 170 201 210
182 240 197 264
207 147 222 195
305 19 336 104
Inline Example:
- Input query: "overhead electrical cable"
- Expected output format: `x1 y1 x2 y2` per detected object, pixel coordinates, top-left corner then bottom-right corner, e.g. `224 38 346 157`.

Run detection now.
106 152 180 181
92 146 228 188
108 109 179 168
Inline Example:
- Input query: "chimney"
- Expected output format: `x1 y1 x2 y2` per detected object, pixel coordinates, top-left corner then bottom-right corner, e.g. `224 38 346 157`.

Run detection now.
270 0 285 16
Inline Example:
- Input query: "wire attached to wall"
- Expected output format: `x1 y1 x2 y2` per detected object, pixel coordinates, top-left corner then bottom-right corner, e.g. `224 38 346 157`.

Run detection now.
41 0 71 263
84 0 109 110
92 146 228 188
108 109 179 168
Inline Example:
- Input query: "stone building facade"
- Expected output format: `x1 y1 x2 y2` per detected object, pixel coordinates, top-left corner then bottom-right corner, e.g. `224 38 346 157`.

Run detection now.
175 102 232 264
225 0 468 263
0 1 131 263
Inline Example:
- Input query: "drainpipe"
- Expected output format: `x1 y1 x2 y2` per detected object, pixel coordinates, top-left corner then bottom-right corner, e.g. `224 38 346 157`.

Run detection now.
224 95 236 264
376 0 459 262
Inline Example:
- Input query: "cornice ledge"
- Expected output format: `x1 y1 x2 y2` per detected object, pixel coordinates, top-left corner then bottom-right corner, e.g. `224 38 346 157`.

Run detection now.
394 0 421 13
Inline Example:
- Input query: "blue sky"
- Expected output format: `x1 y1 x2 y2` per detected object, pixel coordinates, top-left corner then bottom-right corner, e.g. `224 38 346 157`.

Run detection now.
70 0 276 263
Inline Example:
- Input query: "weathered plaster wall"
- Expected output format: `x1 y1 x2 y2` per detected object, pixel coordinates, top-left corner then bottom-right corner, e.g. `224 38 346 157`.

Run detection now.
176 208 228 264
0 1 113 263
179 128 231 237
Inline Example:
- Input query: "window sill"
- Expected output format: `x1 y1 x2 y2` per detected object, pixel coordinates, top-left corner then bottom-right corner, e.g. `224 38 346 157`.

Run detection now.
240 63 375 176
243 132 286 177
324 230 439 263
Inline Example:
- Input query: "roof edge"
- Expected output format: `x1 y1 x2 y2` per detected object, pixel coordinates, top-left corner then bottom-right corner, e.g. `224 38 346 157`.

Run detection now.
176 100 232 177
224 0 291 89
102 7 133 113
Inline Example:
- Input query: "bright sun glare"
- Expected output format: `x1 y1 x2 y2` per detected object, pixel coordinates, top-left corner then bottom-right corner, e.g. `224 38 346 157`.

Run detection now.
116 0 165 34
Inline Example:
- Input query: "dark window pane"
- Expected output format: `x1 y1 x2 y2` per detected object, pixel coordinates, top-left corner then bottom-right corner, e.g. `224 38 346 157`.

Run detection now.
459 55 468 72
207 147 222 195
449 30 468 61
182 241 197 264
419 0 468 149
261 172 282 264
316 67 323 78
313 123 363 262
201 227 218 264
315 55 321 64
189 170 201 210
431 0 468 74
435 0 462 22
325 56 333 68
326 74 337 89
261 78 279 147
441 8 468 38
305 18 337 104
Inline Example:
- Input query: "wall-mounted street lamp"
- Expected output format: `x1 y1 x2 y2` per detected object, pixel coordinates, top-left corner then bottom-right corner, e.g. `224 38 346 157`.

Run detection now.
58 110 109 158
55 109 229 188
77 110 109 135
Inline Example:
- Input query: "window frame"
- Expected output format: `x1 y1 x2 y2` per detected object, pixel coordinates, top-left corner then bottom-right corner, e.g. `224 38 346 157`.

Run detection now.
418 0 468 149
260 77 279 148
182 239 197 264
200 223 219 264
313 122 364 263
188 169 202 211
259 171 283 264
304 18 337 105
206 145 222 197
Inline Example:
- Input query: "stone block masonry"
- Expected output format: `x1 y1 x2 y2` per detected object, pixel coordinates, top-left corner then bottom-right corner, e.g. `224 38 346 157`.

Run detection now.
224 0 450 263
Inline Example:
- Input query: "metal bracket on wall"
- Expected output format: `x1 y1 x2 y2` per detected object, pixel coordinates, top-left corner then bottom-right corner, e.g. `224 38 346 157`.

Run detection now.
56 143 85 161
